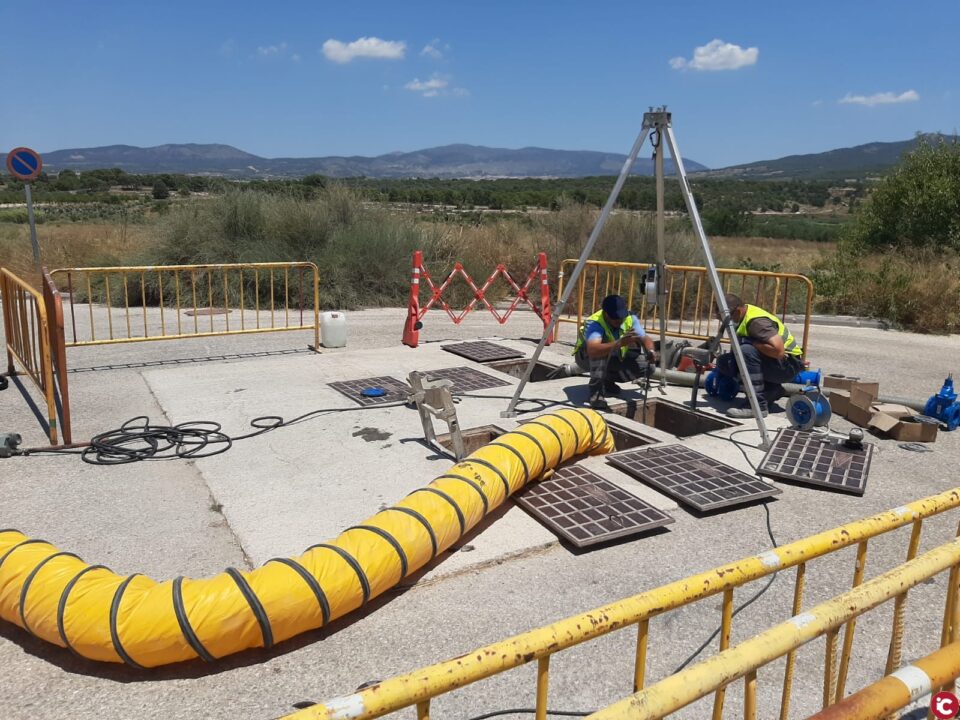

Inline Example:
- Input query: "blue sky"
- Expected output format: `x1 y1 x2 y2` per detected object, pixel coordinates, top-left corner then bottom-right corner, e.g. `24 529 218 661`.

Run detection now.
2 1 957 168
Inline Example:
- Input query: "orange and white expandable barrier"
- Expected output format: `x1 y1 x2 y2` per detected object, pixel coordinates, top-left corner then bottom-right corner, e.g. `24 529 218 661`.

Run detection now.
402 252 553 348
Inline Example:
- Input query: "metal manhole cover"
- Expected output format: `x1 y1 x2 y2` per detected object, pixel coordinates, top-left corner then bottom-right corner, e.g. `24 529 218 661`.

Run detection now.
757 428 873 496
514 465 673 547
441 341 525 362
606 445 780 512
327 376 410 406
424 366 511 394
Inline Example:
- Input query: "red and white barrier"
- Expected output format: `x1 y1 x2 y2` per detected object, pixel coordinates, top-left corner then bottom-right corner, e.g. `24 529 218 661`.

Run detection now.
402 252 553 348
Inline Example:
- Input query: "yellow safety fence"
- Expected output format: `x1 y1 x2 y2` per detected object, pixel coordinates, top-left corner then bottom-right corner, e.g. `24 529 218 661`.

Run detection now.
805 640 960 720
50 261 320 351
1 267 60 444
556 260 815 357
0 409 612 668
289 488 960 720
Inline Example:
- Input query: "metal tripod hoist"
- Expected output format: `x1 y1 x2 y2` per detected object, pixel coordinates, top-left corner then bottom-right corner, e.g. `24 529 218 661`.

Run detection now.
502 107 772 449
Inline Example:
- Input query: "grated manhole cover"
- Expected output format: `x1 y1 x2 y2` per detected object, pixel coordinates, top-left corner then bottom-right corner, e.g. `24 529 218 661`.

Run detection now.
606 445 780 512
441 341 525 362
514 465 673 547
424 366 511 394
327 376 410 406
757 428 873 496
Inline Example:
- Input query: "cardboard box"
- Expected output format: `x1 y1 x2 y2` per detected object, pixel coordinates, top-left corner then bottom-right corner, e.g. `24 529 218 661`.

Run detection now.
846 387 877 427
869 410 938 442
828 389 851 417
823 375 880 402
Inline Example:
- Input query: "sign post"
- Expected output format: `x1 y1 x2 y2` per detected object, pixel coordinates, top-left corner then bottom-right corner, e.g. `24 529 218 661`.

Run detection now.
6 147 44 268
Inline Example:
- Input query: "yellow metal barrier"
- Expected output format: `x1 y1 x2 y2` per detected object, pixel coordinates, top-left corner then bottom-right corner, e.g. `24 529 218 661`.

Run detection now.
1 267 59 443
555 260 815 357
805 640 960 720
286 488 960 720
589 538 960 720
50 262 320 350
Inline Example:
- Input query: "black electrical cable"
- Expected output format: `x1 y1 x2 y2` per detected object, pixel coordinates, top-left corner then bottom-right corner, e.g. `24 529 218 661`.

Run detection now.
18 400 409 465
668 427 780 674
466 709 593 720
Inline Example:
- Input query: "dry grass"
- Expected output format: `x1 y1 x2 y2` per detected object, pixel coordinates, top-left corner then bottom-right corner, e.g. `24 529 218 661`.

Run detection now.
712 236 836 274
0 222 154 286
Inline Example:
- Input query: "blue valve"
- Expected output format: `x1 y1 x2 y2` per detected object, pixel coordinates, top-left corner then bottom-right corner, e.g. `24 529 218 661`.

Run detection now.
924 374 959 431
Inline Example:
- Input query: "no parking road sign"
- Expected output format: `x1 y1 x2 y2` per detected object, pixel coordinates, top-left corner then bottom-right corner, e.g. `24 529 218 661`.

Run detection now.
6 146 43 181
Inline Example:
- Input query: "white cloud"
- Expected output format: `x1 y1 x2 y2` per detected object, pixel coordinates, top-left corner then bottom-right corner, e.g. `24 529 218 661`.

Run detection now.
257 42 288 57
812 99 823 107
838 90 920 107
405 74 448 97
421 39 446 60
323 37 406 64
291 53 301 63
670 39 758 71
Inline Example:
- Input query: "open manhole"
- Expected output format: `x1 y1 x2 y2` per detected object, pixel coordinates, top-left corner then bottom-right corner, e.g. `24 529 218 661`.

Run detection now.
607 445 780 512
442 341 524 362
514 465 674 548
436 425 506 455
757 428 873 496
608 398 737 438
605 422 658 451
484 358 560 382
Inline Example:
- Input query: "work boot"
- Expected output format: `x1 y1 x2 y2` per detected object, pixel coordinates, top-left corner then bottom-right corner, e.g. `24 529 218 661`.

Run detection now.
727 404 768 419
764 384 786 405
589 394 611 411
604 381 622 396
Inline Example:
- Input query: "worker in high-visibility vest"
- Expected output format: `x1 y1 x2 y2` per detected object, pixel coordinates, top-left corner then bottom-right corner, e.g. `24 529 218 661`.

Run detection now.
572 294 657 410
715 293 804 418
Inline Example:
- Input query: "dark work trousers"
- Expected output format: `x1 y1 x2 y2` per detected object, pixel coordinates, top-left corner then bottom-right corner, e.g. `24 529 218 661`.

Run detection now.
716 343 804 409
575 346 647 400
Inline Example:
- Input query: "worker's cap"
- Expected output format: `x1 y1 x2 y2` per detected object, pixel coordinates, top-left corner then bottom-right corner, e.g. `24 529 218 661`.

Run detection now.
601 294 629 320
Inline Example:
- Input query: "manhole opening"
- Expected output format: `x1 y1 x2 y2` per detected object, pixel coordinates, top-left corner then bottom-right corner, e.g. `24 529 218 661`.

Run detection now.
606 423 659 450
436 425 506 455
484 359 559 382
608 399 737 438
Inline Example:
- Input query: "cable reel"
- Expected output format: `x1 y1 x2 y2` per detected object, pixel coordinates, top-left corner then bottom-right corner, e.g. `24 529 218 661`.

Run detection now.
786 385 832 431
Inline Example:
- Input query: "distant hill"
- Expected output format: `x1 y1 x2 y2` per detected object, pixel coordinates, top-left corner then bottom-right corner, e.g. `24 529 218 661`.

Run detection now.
700 134 956 180
17 143 708 179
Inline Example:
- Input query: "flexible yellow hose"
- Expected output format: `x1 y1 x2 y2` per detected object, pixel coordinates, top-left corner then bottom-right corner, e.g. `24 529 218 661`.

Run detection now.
0 408 613 667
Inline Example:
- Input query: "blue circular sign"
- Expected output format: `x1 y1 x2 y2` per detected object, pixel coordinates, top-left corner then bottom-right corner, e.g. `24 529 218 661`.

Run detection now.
6 147 43 181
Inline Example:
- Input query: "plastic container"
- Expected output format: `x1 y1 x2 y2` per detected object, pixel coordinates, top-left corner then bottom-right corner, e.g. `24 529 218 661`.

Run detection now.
320 311 347 348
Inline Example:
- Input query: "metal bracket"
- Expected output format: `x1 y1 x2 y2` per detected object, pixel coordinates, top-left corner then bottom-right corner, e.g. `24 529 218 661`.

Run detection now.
408 371 465 460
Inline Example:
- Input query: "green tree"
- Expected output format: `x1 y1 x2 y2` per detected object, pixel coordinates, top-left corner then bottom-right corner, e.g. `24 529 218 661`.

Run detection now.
152 180 170 200
848 137 960 251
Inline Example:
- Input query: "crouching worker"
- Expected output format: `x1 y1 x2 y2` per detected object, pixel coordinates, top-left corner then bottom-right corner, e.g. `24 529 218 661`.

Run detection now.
573 294 657 410
715 293 804 418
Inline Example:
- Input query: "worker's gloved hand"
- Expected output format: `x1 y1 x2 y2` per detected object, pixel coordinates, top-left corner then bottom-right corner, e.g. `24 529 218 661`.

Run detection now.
646 350 658 364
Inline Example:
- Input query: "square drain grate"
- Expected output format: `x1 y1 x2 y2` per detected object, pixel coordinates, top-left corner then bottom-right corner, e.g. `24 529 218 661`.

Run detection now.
441 341 525 362
424 366 511 394
327 376 410 406
757 428 873 496
514 465 674 547
607 445 780 512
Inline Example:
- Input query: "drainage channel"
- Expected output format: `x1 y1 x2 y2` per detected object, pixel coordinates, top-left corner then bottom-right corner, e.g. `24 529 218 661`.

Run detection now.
484 358 560 382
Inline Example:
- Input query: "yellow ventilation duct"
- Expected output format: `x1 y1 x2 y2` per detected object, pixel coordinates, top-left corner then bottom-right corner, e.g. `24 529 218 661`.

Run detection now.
0 408 613 667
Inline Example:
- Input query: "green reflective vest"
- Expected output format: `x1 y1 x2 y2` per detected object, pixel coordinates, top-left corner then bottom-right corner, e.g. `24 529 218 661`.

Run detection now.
736 305 803 357
574 310 637 359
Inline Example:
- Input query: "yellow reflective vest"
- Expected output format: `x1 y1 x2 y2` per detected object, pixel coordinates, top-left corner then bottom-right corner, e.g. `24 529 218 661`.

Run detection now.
574 310 637 359
736 305 803 357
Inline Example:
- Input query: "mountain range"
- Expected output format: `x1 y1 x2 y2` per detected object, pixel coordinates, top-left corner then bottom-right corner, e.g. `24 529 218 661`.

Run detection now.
28 143 703 179
6 134 952 180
